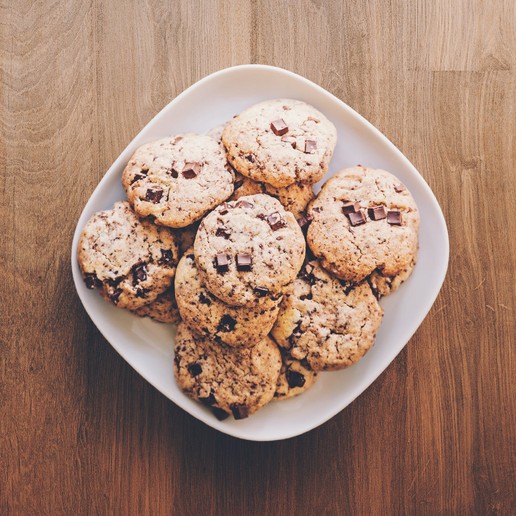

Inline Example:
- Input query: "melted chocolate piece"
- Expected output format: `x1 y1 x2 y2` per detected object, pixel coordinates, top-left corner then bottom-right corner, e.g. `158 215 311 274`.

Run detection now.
216 227 231 239
131 174 145 184
132 263 147 284
110 288 123 304
188 363 202 376
84 273 101 289
347 211 367 226
212 407 230 421
387 210 402 225
254 286 269 297
218 314 237 332
199 392 216 406
304 140 317 154
237 200 254 209
236 253 252 271
286 369 306 389
270 118 288 136
342 201 360 215
160 249 174 265
266 212 286 231
368 206 387 221
215 253 229 273
244 154 255 162
230 403 249 420
145 188 163 203
182 162 201 179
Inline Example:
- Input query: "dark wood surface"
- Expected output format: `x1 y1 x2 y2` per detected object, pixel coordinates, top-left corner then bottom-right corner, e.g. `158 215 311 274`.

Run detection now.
1 1 514 514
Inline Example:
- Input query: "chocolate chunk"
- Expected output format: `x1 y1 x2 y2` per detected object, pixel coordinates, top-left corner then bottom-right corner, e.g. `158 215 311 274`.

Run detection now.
182 162 201 178
236 253 252 271
230 403 249 420
270 118 288 136
254 286 269 297
297 213 312 229
266 212 286 231
342 201 360 215
218 314 237 332
394 184 405 193
216 227 231 239
387 210 403 225
145 188 163 203
107 276 123 288
304 140 317 154
368 206 387 221
244 154 255 162
199 392 216 406
286 369 306 389
83 273 101 289
281 135 297 149
160 249 174 265
131 174 145 184
110 288 123 304
237 200 253 209
135 287 149 298
215 253 229 273
199 292 212 305
188 363 202 376
347 210 367 226
219 203 229 215
212 407 230 421
234 179 244 190
132 263 147 284
169 167 179 178
339 280 354 295
312 206 322 213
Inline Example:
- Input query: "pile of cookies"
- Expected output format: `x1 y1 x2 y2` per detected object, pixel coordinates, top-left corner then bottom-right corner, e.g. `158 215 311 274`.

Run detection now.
78 98 419 421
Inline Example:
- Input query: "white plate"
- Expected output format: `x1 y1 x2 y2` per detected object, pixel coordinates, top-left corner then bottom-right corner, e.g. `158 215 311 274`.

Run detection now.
71 65 449 441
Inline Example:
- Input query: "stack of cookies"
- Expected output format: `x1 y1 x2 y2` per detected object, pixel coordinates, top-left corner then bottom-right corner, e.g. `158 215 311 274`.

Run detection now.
77 98 420 421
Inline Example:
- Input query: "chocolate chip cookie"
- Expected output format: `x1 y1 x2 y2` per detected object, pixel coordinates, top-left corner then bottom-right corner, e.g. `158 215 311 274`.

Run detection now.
222 99 337 188
271 260 384 371
174 323 282 419
122 133 234 228
307 166 419 283
77 201 179 310
275 349 318 400
175 251 281 346
131 287 180 323
194 194 306 306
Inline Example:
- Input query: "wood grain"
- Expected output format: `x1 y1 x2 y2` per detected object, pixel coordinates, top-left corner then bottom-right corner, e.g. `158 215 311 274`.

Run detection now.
1 1 514 514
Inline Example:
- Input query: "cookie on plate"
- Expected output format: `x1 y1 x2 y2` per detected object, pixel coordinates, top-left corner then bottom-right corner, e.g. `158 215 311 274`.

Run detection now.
122 133 234 228
175 251 281 346
131 287 180 323
271 260 384 371
174 323 282 419
222 99 337 188
307 166 419 283
275 349 318 400
77 201 179 310
231 172 314 219
194 194 306 306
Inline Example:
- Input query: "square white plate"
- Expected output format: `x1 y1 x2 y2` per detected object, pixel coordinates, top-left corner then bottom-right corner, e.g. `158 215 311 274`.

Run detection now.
71 65 448 441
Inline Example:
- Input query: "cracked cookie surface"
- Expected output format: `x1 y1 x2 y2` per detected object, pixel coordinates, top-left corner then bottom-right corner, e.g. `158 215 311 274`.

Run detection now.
307 166 419 283
222 99 337 188
271 260 384 371
77 201 179 310
174 323 281 419
275 349 318 400
175 251 281 346
122 133 234 228
194 194 306 306
131 286 180 323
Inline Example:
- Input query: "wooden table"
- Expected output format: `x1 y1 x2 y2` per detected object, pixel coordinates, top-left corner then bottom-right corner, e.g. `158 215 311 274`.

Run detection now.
1 1 514 514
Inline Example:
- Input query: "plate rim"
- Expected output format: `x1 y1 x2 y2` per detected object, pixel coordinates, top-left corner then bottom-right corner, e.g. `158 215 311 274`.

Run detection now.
71 64 449 441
